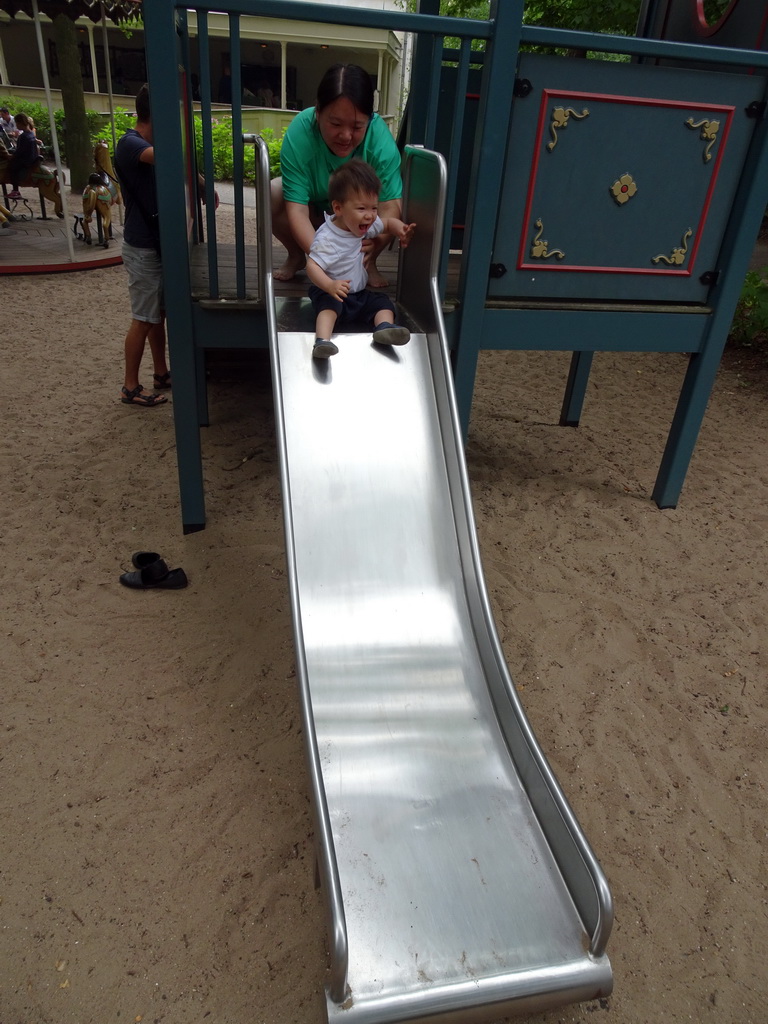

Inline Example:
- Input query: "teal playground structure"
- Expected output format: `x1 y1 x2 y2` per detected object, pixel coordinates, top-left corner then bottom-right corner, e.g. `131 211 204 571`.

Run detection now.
140 2 768 1019
143 0 768 532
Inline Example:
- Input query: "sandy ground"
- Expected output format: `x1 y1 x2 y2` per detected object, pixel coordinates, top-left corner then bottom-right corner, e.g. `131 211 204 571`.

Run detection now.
1 195 767 1024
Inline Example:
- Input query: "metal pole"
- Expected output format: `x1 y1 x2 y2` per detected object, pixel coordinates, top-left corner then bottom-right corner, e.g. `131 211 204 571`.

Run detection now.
100 3 122 224
88 24 99 93
31 0 75 262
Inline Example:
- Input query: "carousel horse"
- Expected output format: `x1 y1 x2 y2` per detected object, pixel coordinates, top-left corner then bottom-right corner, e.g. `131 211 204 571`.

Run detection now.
0 200 14 227
0 138 63 219
80 141 121 247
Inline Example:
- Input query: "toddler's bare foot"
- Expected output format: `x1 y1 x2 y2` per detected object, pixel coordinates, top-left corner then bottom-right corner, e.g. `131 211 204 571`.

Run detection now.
274 254 306 281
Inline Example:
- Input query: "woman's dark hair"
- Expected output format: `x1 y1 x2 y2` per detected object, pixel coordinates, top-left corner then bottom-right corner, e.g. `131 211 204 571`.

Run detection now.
315 64 374 118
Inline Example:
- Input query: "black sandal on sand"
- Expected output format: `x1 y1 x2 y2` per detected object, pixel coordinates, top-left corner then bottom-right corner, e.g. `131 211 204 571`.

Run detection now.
119 557 188 590
121 385 167 407
131 551 162 569
153 372 172 390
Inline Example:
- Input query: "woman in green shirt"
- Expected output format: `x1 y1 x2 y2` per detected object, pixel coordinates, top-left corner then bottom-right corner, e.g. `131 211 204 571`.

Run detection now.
272 64 403 287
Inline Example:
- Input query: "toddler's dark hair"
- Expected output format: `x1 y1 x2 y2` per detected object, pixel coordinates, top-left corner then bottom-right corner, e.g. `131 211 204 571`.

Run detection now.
328 159 382 204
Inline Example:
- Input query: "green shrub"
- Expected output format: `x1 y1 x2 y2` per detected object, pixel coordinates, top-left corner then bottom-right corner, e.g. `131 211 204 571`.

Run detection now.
0 96 285 181
729 268 768 350
193 114 284 182
0 94 131 162
94 107 136 144
259 126 285 179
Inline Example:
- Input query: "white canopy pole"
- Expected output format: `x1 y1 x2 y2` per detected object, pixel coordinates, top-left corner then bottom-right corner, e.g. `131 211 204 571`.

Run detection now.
280 40 287 109
100 2 122 224
0 21 11 86
31 0 76 261
88 23 100 92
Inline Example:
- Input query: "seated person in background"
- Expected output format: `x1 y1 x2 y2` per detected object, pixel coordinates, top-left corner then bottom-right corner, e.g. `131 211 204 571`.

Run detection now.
255 81 273 107
306 159 415 360
0 106 18 152
26 116 45 155
6 113 43 198
218 65 232 104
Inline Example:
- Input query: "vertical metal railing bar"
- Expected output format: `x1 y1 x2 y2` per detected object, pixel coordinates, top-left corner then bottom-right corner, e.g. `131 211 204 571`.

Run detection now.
406 26 435 148
197 9 220 298
144 0 207 528
452 0 523 431
440 37 471 296
254 136 269 303
228 13 246 299
243 131 267 304
177 9 199 246
424 33 444 149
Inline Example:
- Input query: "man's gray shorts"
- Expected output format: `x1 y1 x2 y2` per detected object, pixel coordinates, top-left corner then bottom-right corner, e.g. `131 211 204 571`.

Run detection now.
122 241 164 323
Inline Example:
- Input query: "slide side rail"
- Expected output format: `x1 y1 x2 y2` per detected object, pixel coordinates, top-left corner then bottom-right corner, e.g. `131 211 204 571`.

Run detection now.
399 145 613 957
254 134 350 1002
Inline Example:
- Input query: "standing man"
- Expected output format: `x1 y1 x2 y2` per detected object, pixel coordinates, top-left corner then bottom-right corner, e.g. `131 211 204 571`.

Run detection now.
115 83 216 408
114 84 170 407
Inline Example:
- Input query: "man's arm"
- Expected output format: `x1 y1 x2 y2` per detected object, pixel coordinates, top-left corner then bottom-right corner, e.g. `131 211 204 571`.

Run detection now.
196 172 219 208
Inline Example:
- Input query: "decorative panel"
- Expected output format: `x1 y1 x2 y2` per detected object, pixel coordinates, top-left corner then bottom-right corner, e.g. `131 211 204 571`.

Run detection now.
489 54 765 302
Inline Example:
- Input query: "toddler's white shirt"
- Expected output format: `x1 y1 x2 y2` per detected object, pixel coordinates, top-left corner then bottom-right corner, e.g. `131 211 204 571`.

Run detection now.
309 212 384 293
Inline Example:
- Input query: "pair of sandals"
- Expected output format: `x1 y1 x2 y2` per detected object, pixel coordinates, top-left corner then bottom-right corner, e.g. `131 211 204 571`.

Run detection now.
121 372 172 408
119 551 188 590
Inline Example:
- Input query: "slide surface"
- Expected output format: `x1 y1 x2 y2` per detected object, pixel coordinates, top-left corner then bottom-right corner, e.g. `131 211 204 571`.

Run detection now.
263 143 612 1024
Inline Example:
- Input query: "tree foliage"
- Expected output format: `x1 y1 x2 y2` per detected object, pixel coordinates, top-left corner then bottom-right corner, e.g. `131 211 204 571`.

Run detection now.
522 0 640 36
436 0 643 36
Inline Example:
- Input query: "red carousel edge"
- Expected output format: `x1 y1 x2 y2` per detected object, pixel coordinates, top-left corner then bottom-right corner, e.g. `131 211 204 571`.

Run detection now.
0 254 123 275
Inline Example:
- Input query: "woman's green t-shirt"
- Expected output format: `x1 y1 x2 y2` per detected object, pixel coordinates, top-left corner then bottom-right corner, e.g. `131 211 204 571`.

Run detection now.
280 107 402 209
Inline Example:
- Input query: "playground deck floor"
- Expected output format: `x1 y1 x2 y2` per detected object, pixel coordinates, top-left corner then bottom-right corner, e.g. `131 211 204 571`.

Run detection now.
0 215 411 294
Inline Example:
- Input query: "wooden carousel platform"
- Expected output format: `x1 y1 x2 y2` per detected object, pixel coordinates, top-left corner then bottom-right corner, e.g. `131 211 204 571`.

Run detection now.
0 191 124 275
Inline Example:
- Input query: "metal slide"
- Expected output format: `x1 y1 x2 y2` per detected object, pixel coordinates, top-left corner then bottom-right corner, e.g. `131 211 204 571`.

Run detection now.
258 141 613 1024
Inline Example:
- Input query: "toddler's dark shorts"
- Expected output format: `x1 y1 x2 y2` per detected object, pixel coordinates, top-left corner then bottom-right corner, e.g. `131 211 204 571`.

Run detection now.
309 286 395 325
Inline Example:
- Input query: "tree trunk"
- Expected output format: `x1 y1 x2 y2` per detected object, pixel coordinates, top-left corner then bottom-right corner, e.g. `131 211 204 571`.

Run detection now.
52 13 92 192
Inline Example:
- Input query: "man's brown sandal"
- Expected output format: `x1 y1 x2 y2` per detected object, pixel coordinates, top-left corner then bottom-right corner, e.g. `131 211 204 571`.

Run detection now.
121 385 167 407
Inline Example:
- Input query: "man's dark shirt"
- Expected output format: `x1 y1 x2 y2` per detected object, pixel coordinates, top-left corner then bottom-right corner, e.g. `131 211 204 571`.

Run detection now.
115 127 158 249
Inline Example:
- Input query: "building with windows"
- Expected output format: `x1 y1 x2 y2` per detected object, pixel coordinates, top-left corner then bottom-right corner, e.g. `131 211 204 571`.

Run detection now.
0 0 407 128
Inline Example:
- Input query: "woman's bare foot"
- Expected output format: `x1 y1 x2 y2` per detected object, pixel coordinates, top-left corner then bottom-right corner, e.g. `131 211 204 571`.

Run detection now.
367 264 389 288
274 254 307 281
